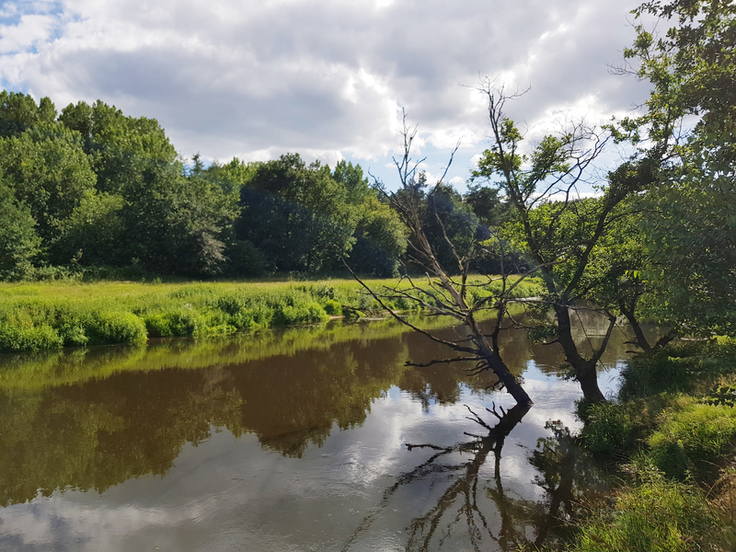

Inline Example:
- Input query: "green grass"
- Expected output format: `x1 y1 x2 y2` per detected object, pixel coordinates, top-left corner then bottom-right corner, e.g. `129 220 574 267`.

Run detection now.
0 276 544 353
574 467 722 552
572 339 736 552
647 396 736 481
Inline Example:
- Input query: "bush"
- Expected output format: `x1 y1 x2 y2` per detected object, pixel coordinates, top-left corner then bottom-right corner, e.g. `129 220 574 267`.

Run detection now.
144 309 201 338
272 301 328 326
620 340 736 400
84 311 147 346
323 299 342 316
57 323 89 347
647 398 736 481
579 401 637 456
0 322 62 352
575 468 720 552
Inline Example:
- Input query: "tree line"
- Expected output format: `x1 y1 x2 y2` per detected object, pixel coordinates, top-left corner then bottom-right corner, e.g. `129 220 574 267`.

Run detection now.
0 95 513 281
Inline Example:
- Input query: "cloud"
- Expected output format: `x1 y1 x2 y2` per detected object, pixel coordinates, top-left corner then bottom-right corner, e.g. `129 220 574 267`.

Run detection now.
0 0 651 183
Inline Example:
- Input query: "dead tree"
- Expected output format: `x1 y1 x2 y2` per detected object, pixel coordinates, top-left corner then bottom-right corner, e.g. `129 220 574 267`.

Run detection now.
349 112 534 408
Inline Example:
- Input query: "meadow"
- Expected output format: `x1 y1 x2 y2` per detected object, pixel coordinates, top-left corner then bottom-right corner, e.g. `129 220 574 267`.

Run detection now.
0 276 545 353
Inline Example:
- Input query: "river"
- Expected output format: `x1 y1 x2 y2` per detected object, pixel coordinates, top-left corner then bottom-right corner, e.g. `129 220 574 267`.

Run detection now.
0 314 635 551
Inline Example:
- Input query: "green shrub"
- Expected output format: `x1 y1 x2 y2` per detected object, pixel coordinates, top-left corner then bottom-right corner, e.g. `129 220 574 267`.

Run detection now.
271 301 328 326
297 282 337 300
57 323 89 347
144 309 201 338
579 401 637 456
620 341 736 400
647 398 736 481
323 299 342 316
84 311 147 346
0 322 62 352
619 347 698 399
574 468 719 552
192 309 237 337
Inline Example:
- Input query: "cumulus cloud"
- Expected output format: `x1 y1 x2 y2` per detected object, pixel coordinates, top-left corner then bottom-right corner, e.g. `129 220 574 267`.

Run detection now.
0 0 651 183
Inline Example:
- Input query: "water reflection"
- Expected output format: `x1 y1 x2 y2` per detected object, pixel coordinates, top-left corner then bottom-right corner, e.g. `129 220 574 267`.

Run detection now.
344 402 531 552
0 317 634 551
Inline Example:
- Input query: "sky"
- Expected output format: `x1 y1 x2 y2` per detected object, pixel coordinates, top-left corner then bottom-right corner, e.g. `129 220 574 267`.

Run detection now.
0 0 652 190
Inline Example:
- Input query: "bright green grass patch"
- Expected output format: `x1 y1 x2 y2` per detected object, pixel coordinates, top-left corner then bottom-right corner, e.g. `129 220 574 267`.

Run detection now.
0 276 543 353
574 468 722 552
647 396 736 481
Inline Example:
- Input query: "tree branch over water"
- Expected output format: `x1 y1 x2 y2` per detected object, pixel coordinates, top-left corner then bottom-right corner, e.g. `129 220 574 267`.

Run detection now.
350 110 535 407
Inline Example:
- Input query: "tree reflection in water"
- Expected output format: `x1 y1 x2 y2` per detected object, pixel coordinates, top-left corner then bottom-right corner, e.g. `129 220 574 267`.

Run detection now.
344 405 608 552
0 319 622 551
527 420 609 549
343 402 529 551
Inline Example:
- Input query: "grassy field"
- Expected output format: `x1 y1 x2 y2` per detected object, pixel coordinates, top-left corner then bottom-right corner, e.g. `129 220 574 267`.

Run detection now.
0 276 545 353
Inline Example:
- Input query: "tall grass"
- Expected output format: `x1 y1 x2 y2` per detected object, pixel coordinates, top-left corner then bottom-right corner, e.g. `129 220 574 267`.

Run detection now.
0 276 544 353
573 339 736 552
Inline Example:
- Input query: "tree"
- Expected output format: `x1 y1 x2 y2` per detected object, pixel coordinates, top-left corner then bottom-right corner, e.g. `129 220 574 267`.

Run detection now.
471 84 644 404
0 175 41 279
332 160 407 276
618 0 736 335
120 162 238 276
0 91 56 137
358 115 534 407
236 154 356 273
59 100 177 195
349 195 407 276
53 191 126 268
0 124 97 248
464 182 507 228
422 182 480 274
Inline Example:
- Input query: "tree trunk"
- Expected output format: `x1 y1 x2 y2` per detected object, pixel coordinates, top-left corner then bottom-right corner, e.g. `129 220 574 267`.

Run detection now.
620 304 651 351
468 316 533 407
553 304 606 404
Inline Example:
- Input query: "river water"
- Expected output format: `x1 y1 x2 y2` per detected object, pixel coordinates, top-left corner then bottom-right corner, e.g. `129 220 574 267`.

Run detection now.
0 314 633 551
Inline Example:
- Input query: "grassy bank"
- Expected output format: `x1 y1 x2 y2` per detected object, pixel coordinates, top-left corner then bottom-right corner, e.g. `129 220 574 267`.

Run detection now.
0 276 545 353
566 337 736 551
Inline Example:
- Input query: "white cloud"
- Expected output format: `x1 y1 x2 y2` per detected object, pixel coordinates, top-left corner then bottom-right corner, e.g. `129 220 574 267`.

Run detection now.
0 0 652 187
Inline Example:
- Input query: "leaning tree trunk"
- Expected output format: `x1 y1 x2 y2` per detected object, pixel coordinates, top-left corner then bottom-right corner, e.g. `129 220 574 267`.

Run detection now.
466 316 533 407
553 304 607 404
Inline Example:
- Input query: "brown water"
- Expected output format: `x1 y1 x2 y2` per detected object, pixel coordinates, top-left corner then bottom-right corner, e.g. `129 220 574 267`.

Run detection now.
0 315 635 551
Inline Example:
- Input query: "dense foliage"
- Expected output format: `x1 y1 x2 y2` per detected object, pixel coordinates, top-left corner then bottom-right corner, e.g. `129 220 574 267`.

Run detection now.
0 93 415 280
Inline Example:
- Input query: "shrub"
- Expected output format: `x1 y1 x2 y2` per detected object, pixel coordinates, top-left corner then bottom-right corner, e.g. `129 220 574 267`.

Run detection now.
84 311 147 346
0 322 62 352
323 299 342 316
574 468 719 552
192 309 237 337
579 401 637 456
271 301 328 326
144 309 201 338
620 340 736 400
57 323 89 347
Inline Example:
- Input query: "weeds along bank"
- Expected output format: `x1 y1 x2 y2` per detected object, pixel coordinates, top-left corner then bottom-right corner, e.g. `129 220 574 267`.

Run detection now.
565 338 736 552
0 277 544 353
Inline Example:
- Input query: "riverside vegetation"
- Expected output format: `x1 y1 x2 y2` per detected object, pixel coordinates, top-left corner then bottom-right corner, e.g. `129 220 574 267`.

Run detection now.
0 276 545 353
553 338 736 552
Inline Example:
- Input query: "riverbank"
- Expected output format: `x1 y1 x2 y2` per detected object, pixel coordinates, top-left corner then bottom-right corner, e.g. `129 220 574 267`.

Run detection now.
556 338 736 552
0 276 545 353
